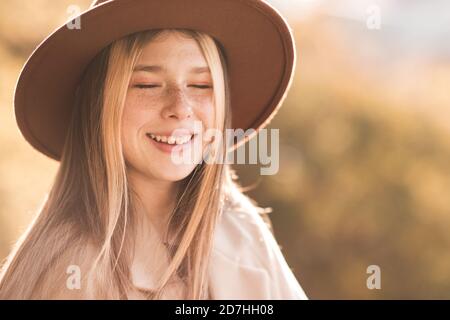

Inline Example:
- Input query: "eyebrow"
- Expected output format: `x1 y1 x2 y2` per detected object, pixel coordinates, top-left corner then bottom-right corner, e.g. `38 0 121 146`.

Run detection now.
133 65 211 74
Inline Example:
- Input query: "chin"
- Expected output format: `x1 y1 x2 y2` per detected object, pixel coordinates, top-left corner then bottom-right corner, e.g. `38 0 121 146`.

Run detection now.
149 163 199 182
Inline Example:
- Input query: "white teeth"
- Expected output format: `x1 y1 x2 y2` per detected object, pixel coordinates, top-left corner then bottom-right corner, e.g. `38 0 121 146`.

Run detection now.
167 136 176 144
148 133 193 145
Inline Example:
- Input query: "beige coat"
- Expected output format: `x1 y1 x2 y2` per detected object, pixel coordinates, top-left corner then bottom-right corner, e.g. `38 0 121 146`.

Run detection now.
207 197 308 300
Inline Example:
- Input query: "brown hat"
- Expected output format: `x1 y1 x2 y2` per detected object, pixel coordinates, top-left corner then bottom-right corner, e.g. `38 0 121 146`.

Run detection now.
14 0 296 161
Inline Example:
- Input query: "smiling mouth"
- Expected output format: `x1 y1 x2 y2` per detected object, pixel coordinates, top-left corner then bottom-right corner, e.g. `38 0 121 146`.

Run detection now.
146 133 197 145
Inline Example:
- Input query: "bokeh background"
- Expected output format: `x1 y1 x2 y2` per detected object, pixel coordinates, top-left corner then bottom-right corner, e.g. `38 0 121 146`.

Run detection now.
1 0 450 299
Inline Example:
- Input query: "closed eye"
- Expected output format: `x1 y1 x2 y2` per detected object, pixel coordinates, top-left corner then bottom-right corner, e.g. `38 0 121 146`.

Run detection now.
189 85 213 89
133 84 213 89
134 84 160 89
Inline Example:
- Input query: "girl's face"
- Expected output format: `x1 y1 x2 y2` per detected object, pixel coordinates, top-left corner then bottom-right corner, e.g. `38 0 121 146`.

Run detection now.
122 32 215 182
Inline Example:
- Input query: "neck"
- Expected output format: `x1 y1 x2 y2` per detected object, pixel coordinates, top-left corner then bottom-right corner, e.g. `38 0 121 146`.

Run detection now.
128 169 180 238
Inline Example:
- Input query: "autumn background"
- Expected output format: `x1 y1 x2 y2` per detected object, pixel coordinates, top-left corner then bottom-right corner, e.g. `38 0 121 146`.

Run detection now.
1 0 450 299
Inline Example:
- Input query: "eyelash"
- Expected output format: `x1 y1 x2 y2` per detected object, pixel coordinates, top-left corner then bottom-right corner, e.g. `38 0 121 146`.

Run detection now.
134 84 213 89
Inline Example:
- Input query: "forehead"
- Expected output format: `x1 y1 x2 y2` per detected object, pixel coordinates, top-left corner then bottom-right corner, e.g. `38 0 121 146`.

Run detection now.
137 32 208 68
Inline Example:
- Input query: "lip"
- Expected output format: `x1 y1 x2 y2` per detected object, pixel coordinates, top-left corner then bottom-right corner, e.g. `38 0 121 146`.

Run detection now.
147 133 198 154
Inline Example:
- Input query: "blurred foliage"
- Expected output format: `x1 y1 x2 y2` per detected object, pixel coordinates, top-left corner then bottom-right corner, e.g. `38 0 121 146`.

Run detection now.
236 14 450 299
1 1 450 299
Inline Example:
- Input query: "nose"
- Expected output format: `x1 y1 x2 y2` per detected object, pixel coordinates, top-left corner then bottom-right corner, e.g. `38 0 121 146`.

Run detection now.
161 85 194 120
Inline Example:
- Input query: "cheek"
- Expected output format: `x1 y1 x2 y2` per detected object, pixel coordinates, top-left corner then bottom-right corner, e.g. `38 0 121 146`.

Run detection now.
122 106 142 135
193 96 215 128
121 97 152 147
122 94 153 130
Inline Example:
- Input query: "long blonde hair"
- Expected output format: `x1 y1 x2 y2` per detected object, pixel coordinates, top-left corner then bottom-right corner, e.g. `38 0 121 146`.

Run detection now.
0 28 248 299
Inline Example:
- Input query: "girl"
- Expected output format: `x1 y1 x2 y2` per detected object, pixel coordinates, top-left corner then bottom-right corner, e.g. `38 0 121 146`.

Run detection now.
0 0 307 300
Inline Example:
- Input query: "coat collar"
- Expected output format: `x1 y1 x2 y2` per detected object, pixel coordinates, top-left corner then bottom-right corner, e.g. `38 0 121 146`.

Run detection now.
207 200 308 300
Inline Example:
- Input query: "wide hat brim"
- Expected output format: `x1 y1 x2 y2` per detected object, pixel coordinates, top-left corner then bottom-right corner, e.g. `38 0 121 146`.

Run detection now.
14 0 296 161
